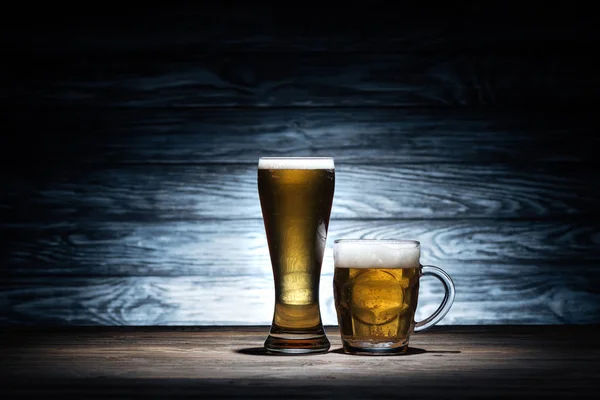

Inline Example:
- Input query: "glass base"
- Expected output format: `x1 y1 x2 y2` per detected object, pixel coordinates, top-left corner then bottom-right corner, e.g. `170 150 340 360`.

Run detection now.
342 340 409 355
264 333 330 354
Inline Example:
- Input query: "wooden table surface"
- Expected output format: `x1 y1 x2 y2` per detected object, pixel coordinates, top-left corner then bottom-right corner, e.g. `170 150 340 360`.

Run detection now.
1 325 599 399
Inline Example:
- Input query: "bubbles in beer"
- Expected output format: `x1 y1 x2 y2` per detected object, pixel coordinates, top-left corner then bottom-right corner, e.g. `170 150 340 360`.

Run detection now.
351 269 410 326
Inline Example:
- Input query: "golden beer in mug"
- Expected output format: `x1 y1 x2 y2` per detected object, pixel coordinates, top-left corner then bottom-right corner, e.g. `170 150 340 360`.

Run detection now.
333 240 455 355
258 157 335 354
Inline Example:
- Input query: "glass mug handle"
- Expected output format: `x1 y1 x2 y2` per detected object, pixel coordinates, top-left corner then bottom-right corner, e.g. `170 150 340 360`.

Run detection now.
414 265 456 332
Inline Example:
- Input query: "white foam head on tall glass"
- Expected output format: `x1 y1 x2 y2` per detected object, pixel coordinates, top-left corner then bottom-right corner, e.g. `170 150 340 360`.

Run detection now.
258 157 334 170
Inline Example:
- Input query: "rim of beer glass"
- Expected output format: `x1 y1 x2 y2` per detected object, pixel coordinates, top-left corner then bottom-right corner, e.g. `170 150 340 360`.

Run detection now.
258 157 334 162
334 239 420 248
258 157 334 160
258 157 334 169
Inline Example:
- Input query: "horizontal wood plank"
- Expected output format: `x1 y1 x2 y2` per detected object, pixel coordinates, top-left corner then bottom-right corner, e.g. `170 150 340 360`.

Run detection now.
4 5 598 108
2 6 599 331
1 263 599 325
2 326 599 399
2 108 597 164
2 164 597 222
2 219 598 278
4 4 597 53
5 51 598 107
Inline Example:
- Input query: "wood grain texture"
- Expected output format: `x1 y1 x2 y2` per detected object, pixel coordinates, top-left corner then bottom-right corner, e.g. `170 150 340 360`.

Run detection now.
2 4 599 329
2 219 598 277
3 217 599 322
1 326 599 399
5 51 598 107
1 265 599 326
4 4 597 53
2 163 597 222
1 218 599 325
3 7 598 108
2 108 597 164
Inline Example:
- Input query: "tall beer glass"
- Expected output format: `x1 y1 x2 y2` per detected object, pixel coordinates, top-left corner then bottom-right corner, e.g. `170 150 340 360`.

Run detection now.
258 157 335 354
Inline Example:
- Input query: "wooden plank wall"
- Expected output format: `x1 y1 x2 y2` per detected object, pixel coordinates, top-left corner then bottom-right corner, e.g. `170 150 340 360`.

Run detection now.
1 5 599 325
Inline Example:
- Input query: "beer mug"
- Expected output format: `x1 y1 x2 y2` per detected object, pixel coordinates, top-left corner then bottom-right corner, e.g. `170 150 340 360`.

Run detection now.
333 239 455 355
258 157 335 354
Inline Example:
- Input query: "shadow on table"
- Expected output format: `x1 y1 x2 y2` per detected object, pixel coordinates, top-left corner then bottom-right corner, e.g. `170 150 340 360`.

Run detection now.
235 347 461 356
329 347 461 356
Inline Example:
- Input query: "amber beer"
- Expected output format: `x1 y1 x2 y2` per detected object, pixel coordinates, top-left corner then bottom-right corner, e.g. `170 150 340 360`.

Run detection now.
333 240 455 355
258 157 335 354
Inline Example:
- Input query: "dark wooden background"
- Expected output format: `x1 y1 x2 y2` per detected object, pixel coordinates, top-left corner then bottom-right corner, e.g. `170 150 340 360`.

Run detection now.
1 4 599 326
